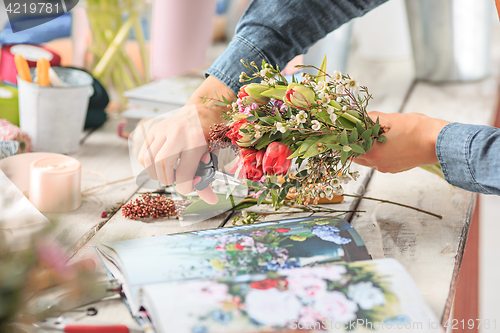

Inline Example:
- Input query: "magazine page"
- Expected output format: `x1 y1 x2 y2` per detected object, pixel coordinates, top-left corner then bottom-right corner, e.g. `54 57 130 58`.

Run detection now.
94 216 370 313
139 258 442 333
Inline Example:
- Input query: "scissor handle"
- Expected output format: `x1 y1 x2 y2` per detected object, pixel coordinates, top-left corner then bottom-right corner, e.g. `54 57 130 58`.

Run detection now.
194 152 218 191
65 324 131 333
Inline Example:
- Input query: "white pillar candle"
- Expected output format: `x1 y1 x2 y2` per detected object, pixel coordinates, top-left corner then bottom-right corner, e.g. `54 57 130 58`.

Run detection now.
29 155 81 213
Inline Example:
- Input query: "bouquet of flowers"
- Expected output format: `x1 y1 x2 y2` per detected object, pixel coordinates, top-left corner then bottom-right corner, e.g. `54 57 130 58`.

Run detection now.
208 57 385 208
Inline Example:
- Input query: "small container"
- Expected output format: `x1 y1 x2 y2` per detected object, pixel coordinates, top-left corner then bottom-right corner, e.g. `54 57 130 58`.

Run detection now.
405 0 493 82
18 67 93 153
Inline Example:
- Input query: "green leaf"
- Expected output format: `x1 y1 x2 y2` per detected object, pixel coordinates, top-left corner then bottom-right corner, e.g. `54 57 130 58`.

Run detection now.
350 143 366 154
361 129 372 141
257 190 269 205
377 135 387 143
339 129 349 146
183 193 245 215
275 110 283 121
246 116 257 122
317 55 327 82
261 86 287 100
325 143 342 150
240 128 249 134
372 124 381 136
278 188 289 202
222 95 230 104
338 116 356 130
255 132 273 150
260 117 276 125
281 130 290 140
302 143 324 158
366 137 374 151
348 128 358 144
287 136 321 159
321 134 338 145
340 149 351 165
355 121 365 134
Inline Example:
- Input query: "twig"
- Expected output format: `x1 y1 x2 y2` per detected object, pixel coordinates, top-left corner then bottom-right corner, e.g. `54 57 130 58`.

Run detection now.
343 194 443 219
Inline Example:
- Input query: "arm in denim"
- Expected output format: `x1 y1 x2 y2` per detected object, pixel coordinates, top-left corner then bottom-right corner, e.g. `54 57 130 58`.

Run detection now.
436 123 500 195
206 0 388 94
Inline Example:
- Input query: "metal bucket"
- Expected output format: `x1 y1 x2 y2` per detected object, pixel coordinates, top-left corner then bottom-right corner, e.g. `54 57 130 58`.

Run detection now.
18 67 93 153
405 0 493 82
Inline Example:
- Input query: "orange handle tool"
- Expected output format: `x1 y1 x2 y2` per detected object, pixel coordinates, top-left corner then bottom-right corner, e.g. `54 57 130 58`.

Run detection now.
36 57 51 86
14 54 32 83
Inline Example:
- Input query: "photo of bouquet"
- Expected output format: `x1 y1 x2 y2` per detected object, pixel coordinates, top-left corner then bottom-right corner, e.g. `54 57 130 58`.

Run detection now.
207 57 386 208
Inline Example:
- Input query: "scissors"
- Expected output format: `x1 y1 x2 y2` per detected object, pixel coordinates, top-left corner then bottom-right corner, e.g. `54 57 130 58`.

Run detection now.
36 316 143 333
194 152 242 191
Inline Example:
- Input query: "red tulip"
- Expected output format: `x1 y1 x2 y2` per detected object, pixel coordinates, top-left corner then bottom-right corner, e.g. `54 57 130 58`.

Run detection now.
226 119 247 146
262 142 292 176
230 148 265 182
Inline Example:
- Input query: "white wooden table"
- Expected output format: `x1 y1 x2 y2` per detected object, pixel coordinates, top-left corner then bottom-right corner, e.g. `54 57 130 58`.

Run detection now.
35 28 500 331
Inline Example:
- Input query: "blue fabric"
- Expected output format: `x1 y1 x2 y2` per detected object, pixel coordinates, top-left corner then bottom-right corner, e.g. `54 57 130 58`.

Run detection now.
206 0 388 94
437 123 500 195
0 13 71 45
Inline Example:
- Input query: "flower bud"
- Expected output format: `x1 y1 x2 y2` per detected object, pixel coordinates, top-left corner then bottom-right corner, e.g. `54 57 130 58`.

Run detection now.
284 83 316 110
238 83 271 105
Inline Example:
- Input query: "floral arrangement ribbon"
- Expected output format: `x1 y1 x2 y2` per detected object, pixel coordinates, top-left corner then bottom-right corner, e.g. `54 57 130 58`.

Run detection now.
207 57 385 208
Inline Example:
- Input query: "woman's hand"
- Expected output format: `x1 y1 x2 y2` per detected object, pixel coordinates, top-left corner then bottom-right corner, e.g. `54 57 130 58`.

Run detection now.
137 76 236 204
354 112 450 173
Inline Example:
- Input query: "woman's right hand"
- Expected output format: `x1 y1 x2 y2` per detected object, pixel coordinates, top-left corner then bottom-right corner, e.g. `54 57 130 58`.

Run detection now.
137 76 236 204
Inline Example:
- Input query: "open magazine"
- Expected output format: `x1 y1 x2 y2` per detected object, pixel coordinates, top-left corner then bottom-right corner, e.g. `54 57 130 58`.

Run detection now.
94 216 440 332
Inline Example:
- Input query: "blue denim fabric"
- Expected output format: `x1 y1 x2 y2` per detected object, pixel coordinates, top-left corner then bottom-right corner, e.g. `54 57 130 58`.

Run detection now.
206 0 388 94
437 123 500 195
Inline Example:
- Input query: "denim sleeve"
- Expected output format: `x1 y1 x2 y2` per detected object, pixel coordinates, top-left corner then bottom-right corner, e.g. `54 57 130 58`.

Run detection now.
436 123 500 195
206 0 388 94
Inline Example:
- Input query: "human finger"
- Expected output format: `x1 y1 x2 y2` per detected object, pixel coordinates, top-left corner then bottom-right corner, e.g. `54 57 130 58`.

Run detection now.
175 147 207 195
142 138 166 180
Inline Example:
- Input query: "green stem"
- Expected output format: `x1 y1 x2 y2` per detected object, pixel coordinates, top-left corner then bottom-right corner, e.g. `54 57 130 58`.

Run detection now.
92 11 138 79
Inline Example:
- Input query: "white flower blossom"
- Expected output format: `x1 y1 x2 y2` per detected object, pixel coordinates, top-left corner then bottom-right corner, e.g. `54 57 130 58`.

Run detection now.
336 84 346 94
340 174 352 184
314 80 326 93
347 78 358 89
347 281 386 310
254 124 261 130
260 68 270 76
276 122 287 133
332 70 342 81
326 105 335 115
336 97 342 103
268 77 276 85
342 105 348 111
351 171 360 181
311 120 321 131
296 111 308 124
254 130 261 138
324 185 333 197
330 178 340 186
242 210 248 218
330 113 338 123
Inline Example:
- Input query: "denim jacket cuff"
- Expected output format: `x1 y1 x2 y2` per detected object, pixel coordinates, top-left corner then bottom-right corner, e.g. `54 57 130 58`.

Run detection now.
206 36 270 95
436 123 491 194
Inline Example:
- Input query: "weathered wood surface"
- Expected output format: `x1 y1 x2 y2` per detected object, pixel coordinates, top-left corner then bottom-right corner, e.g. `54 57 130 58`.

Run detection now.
351 27 500 323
